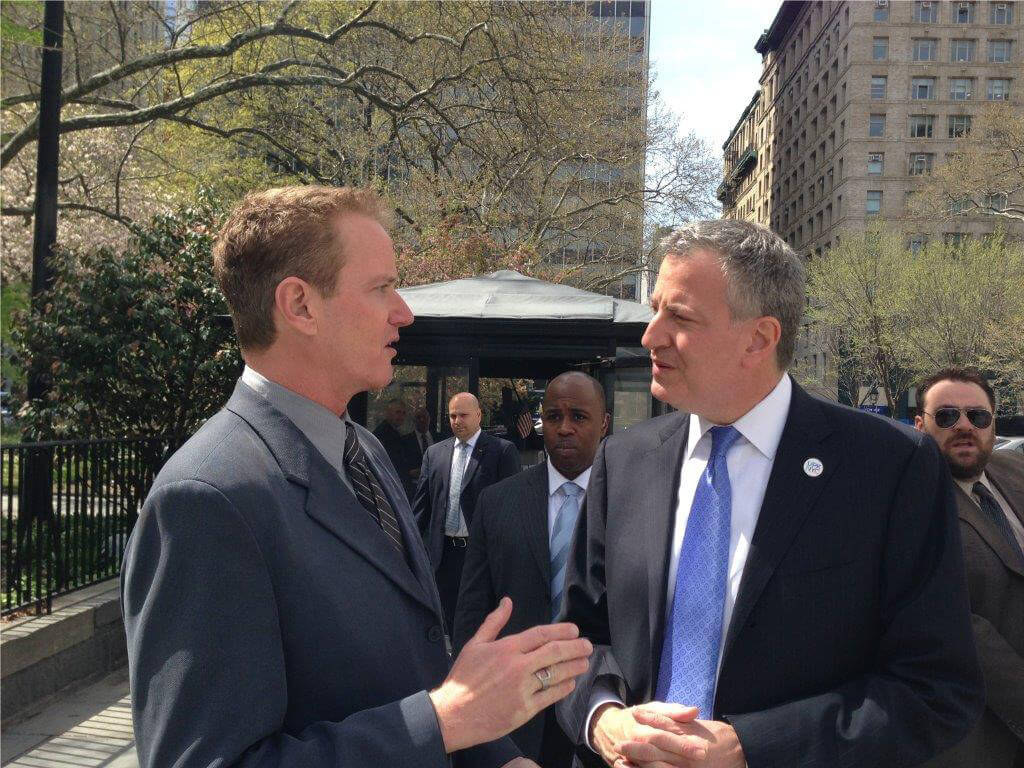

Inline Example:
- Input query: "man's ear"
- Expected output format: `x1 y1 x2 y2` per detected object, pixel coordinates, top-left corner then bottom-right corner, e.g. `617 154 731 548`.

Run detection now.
274 277 319 338
913 415 925 431
742 316 782 369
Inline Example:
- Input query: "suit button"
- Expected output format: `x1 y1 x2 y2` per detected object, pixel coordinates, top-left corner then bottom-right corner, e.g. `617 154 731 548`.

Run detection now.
427 625 443 642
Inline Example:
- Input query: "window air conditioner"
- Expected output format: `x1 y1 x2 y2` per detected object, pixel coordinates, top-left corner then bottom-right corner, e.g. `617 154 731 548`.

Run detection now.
875 0 888 6
921 2 931 7
959 2 970 9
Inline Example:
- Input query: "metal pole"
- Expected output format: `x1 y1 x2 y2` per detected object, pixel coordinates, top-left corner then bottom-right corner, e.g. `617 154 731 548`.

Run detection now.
27 0 65 406
22 1 64 614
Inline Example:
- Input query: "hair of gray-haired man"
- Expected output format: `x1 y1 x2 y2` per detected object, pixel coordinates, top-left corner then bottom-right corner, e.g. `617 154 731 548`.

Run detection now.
660 219 806 370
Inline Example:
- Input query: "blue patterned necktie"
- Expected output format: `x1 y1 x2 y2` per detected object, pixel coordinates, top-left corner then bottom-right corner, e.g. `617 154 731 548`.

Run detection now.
974 482 1024 567
549 481 583 619
445 442 470 534
655 424 742 719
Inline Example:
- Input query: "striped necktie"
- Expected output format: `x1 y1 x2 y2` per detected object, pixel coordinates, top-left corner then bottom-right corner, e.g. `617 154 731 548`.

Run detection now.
445 442 471 535
974 481 1024 567
549 481 582 620
343 426 405 555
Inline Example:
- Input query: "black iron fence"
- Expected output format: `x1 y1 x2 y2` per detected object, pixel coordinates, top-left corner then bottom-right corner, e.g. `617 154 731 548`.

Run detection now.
1 437 176 616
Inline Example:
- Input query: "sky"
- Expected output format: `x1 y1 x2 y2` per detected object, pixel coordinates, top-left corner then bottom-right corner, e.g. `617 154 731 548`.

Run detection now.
648 0 783 152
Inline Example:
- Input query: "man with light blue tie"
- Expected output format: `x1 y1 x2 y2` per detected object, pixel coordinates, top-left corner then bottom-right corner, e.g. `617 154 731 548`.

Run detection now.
454 372 610 765
414 392 520 636
557 219 984 768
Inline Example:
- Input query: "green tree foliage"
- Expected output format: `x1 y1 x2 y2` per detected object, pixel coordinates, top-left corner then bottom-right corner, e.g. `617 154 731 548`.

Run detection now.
9 197 241 442
803 224 1024 414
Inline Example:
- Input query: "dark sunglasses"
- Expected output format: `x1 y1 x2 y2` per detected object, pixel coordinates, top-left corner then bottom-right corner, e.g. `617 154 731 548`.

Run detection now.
925 407 993 429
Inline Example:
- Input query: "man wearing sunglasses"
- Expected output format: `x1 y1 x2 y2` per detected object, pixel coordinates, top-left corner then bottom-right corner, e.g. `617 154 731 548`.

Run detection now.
916 367 1024 768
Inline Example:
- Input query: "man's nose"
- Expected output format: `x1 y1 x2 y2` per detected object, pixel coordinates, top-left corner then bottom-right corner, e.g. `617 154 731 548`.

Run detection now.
642 314 665 351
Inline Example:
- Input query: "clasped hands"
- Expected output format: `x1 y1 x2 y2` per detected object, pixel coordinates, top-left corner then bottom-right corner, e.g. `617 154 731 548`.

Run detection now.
429 596 593 754
591 701 745 768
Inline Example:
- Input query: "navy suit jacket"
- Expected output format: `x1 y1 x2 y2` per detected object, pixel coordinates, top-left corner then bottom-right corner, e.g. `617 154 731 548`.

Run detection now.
557 382 984 768
413 431 521 572
121 381 519 768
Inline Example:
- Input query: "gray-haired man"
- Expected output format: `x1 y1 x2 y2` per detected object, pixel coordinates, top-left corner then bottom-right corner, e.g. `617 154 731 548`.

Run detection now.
557 219 983 768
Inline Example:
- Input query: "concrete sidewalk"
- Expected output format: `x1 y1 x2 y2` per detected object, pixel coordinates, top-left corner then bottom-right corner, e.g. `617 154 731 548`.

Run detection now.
1 669 137 767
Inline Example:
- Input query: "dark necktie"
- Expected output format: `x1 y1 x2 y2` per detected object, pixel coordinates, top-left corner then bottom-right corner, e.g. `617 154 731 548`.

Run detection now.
344 426 405 555
973 481 1024 567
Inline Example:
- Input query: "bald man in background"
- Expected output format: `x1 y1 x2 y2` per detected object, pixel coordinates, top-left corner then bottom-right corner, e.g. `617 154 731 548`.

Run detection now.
415 392 521 635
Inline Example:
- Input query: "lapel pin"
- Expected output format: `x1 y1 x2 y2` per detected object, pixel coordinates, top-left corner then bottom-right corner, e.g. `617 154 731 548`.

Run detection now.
803 458 824 477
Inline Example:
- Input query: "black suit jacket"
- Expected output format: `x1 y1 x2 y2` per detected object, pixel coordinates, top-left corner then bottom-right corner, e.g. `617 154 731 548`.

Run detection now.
454 462 574 764
374 421 416 497
121 381 518 768
413 431 521 571
557 382 984 768
927 450 1024 768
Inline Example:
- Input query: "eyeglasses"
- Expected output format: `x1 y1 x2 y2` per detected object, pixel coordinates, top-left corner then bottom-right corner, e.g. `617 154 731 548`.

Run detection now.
924 407 993 429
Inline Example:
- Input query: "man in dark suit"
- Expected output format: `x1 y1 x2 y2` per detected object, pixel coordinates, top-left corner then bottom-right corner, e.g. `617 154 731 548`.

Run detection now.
121 186 592 768
455 371 610 765
414 392 520 635
915 367 1024 768
374 398 417 498
558 219 983 768
403 406 438 493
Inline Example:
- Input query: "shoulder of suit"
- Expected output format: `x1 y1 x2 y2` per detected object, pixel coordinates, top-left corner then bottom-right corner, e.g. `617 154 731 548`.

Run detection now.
988 449 1024 477
477 430 514 450
804 391 929 452
602 410 687 452
151 407 263 492
477 463 544 507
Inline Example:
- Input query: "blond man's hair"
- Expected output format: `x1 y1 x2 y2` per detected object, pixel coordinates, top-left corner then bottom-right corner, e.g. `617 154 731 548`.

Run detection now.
213 186 392 350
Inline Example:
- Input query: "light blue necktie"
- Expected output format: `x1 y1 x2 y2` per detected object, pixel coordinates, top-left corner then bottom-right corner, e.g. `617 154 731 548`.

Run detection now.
445 442 470 535
549 481 583 619
655 425 742 719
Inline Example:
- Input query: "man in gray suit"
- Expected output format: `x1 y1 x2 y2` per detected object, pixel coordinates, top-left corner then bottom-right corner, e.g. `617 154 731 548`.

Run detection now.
916 367 1024 768
454 371 610 766
121 186 592 768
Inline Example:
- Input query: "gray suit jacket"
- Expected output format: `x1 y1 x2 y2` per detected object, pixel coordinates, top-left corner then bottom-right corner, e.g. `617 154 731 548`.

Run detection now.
121 381 519 768
927 450 1024 768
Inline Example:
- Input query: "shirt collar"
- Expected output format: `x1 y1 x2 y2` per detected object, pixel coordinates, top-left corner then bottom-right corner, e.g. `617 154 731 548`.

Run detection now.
546 457 591 497
458 429 483 451
241 365 349 468
687 374 792 461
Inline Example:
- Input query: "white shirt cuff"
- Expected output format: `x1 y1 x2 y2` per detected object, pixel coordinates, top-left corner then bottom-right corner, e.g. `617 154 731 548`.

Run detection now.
584 683 625 753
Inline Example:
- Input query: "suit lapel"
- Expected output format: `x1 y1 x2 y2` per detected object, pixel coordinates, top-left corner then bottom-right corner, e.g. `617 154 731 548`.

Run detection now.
224 381 436 614
988 455 1024 528
722 385 840 663
956 483 1024 578
461 433 486 497
522 464 554 586
646 414 691 681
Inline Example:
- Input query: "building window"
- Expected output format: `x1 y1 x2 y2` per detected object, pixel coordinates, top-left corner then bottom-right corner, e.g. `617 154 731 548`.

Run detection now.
873 37 889 60
909 235 927 254
989 40 1012 63
950 39 975 62
868 153 884 175
950 78 973 100
874 0 889 21
954 2 975 23
944 231 969 245
914 1 939 21
909 153 934 175
869 114 886 137
913 38 938 61
991 2 1014 24
909 114 934 138
866 190 883 214
988 78 1011 100
948 114 972 137
871 76 887 99
911 77 936 99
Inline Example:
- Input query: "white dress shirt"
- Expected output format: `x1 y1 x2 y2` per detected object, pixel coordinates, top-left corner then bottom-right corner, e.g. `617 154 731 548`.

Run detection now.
547 459 592 539
956 473 1024 552
586 374 792 745
447 429 482 537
